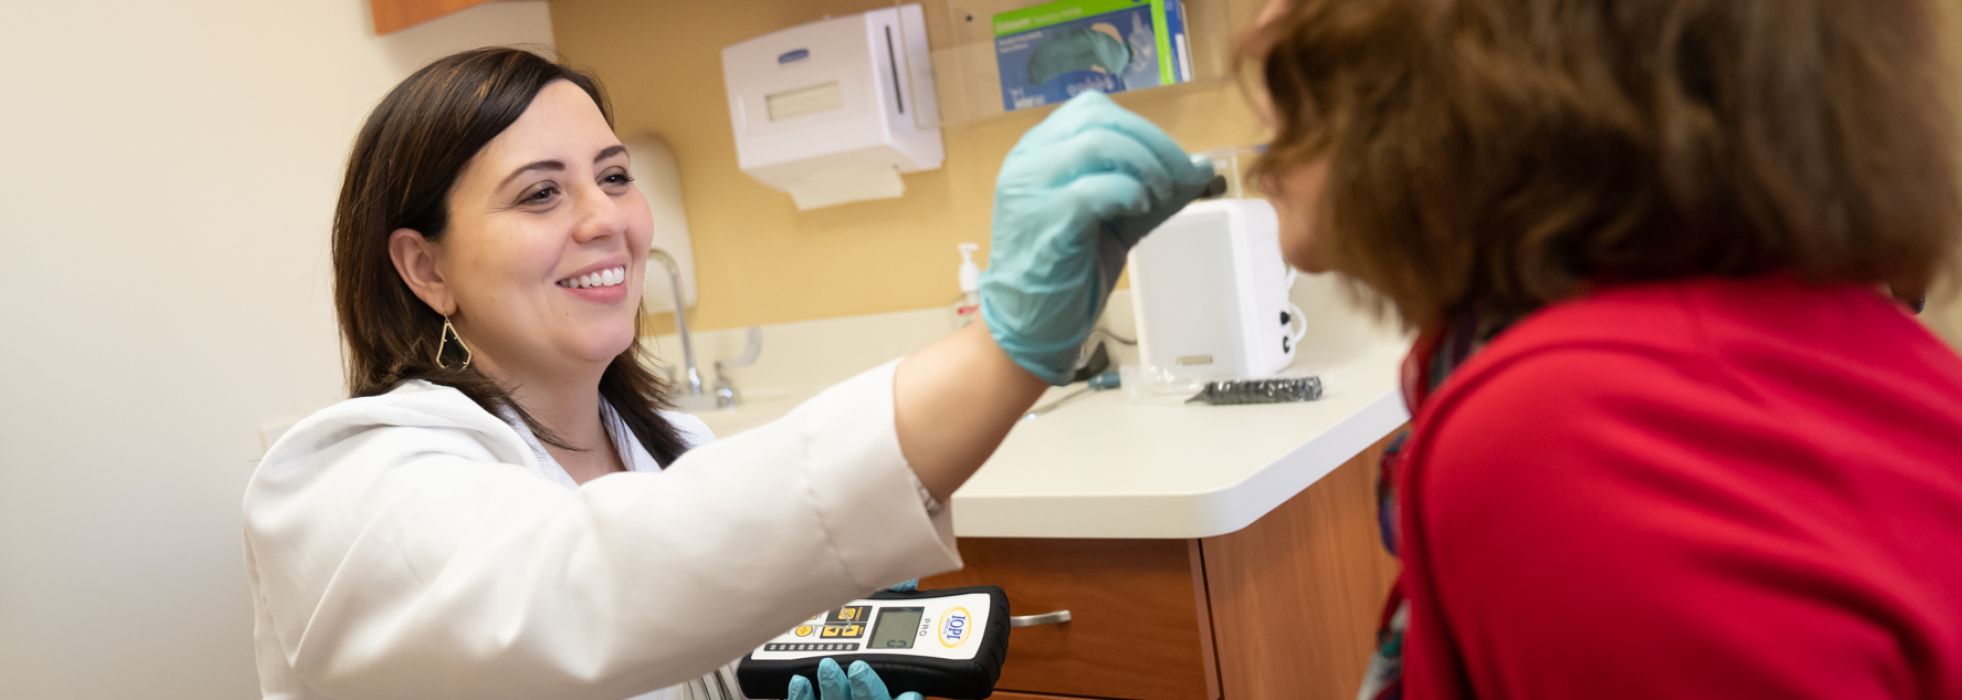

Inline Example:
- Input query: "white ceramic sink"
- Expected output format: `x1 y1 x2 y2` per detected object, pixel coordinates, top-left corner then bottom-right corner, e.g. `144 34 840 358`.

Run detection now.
682 390 812 438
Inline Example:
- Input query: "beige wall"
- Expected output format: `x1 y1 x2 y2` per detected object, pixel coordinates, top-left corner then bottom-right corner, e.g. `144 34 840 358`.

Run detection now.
1926 275 1962 349
0 2 554 697
1925 1 1962 350
554 0 1962 354
549 0 1268 332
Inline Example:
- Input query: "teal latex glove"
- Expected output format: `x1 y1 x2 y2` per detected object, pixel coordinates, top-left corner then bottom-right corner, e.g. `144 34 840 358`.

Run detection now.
785 658 924 700
886 579 918 593
1028 28 1131 85
981 90 1215 384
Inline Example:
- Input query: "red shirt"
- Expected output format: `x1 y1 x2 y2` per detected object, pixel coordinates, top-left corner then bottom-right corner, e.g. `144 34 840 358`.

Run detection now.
1396 277 1962 698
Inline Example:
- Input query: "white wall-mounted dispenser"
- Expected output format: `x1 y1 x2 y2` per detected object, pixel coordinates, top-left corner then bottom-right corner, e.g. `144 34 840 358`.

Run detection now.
720 4 942 210
625 133 696 313
1128 199 1304 381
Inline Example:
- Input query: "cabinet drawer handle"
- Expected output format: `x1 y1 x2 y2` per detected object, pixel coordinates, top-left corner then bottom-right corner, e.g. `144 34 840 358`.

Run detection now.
1009 610 1072 628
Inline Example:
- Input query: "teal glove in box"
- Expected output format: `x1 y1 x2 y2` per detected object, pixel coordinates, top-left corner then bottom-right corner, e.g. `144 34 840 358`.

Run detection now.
993 0 1190 112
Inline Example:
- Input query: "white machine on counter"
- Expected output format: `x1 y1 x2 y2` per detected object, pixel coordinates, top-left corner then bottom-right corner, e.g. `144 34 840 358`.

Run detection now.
721 5 942 210
1128 198 1305 382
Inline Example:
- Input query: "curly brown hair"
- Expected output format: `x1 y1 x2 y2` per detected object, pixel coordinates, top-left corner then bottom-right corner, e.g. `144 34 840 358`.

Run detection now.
1245 0 1961 328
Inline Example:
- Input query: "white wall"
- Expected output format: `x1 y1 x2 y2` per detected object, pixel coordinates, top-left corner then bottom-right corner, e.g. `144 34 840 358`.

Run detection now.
0 2 555 696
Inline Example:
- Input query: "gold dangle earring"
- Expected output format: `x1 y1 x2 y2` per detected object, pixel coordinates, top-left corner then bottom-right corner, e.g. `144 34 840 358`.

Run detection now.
436 316 472 369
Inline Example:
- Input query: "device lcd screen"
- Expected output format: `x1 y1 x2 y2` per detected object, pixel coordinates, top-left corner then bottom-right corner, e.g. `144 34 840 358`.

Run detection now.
868 607 924 650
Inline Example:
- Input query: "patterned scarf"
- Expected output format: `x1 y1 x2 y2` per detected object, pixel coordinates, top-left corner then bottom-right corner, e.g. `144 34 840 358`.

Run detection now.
1359 310 1514 700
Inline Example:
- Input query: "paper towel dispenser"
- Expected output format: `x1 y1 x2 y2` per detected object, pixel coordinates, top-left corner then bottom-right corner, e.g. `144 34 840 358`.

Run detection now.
721 4 942 210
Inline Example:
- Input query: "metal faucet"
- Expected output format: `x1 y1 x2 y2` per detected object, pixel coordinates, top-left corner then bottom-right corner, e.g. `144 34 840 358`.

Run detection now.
647 248 728 410
712 326 763 407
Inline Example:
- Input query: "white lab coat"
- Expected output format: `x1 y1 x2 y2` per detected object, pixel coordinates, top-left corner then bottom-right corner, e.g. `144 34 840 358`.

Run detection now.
243 362 962 699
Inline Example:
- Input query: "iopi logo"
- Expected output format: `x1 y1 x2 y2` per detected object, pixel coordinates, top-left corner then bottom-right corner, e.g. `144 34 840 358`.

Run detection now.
938 607 972 648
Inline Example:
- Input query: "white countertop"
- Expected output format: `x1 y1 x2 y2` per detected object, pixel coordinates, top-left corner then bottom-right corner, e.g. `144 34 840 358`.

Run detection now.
689 335 1411 540
949 334 1409 539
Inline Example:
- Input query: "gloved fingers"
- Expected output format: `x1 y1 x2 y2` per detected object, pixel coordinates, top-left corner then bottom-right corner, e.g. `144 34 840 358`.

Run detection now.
1064 172 1153 222
847 660 897 700
884 579 919 593
895 694 925 700
1054 128 1174 205
1025 89 1112 145
787 674 816 700
816 658 852 699
1046 88 1118 126
1051 91 1214 192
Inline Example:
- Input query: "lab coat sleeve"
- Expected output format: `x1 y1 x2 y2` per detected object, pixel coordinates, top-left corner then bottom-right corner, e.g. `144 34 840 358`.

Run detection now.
243 361 960 700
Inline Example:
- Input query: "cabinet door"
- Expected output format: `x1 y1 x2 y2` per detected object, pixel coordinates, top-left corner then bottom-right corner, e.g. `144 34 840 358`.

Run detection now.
923 538 1217 699
1199 432 1402 699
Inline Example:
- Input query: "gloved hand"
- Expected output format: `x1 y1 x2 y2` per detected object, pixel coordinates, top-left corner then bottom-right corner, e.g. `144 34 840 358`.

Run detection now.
885 579 918 593
981 90 1215 384
786 658 923 700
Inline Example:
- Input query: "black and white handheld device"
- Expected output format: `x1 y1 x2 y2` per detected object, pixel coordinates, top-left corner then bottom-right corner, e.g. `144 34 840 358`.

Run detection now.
736 585 1010 699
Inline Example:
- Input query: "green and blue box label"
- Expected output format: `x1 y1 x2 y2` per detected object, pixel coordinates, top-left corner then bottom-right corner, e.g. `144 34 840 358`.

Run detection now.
994 0 1190 112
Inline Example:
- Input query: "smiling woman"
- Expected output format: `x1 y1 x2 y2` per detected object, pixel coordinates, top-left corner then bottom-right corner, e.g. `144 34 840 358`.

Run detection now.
334 54 683 479
243 46 1212 700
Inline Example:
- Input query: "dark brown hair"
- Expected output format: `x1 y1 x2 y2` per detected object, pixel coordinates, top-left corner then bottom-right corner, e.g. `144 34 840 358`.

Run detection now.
1246 0 1961 328
331 47 689 464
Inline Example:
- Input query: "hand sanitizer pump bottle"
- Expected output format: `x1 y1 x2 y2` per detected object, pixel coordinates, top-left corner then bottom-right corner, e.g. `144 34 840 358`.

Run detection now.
954 242 982 328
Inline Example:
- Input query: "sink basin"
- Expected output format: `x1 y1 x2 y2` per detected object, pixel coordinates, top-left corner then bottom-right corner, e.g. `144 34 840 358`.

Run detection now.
680 390 810 437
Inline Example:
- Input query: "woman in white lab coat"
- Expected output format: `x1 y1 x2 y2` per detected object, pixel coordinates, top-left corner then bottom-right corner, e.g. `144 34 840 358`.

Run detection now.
242 48 1212 700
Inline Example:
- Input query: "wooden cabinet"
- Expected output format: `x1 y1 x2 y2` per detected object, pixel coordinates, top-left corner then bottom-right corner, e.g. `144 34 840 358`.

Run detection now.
369 0 493 34
925 432 1401 699
927 538 1218 698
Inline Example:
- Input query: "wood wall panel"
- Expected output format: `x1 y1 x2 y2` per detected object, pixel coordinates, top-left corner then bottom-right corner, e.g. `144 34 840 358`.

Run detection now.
370 0 491 34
